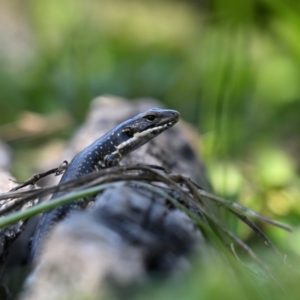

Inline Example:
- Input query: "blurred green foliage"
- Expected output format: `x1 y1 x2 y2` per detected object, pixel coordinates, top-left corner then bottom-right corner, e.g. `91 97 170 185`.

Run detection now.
1 0 300 298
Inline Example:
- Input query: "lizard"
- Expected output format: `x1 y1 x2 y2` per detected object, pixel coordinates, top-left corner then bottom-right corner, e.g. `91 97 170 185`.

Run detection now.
30 108 180 260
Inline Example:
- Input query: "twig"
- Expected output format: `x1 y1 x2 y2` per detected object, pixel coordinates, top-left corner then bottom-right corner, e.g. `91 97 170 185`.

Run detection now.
9 161 68 191
195 189 291 232
0 182 124 228
0 165 291 232
0 164 291 290
228 208 285 261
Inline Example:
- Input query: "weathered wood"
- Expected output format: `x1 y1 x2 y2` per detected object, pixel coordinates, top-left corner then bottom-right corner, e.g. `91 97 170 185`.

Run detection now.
20 96 214 299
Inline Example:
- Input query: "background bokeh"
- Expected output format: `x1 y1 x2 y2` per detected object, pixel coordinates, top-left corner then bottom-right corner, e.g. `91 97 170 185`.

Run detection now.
1 0 300 297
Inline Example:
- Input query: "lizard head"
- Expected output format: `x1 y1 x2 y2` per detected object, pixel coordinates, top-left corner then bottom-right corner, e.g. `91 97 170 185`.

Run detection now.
113 108 180 155
122 108 180 138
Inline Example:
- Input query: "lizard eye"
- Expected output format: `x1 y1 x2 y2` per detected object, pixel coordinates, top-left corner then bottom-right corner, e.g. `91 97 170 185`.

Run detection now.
143 114 157 122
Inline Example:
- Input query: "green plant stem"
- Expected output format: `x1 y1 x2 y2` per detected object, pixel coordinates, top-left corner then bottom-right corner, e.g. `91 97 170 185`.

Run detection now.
0 182 124 228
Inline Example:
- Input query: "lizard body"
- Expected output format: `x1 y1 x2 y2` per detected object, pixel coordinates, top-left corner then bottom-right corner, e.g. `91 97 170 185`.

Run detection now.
30 108 179 259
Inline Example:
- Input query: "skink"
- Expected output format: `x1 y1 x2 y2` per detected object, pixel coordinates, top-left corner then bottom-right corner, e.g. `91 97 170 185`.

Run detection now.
30 108 180 259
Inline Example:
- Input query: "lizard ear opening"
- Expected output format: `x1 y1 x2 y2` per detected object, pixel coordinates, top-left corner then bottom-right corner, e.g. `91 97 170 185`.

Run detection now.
122 127 134 138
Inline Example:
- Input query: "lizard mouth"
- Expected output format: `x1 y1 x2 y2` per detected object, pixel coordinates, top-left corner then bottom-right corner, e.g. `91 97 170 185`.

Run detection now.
155 110 180 129
115 109 180 154
144 115 179 136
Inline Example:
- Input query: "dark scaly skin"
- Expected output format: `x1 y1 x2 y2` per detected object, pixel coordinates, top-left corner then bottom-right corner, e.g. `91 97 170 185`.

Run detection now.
30 108 180 260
